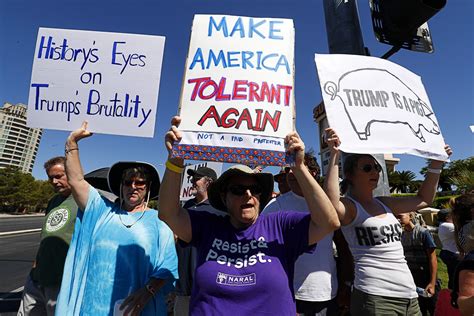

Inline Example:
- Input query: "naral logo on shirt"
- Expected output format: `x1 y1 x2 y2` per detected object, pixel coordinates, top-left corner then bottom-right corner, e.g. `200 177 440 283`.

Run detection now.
216 272 256 286
45 208 69 232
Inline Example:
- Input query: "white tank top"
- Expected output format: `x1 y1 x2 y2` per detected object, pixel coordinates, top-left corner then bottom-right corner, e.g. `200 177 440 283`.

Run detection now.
341 197 418 298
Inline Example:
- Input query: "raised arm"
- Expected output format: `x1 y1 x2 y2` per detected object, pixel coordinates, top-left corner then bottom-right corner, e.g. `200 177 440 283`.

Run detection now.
379 145 453 214
157 116 192 243
65 121 93 211
323 128 355 225
286 132 340 245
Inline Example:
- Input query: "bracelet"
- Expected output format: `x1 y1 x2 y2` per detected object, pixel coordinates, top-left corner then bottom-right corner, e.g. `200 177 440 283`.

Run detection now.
145 284 156 296
166 160 184 174
65 147 79 155
427 168 442 174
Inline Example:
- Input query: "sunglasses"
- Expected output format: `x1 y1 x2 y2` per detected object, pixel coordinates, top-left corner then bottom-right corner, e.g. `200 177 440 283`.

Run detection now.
359 163 382 173
122 179 147 188
227 184 262 196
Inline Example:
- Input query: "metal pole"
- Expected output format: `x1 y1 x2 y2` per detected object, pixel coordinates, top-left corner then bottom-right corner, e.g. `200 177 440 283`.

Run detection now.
322 0 390 196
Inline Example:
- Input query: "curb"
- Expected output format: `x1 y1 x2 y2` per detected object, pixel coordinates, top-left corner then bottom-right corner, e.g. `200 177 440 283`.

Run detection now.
0 229 41 236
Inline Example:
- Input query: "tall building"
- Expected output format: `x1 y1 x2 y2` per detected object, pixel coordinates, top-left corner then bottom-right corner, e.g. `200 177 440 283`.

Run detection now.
0 102 42 173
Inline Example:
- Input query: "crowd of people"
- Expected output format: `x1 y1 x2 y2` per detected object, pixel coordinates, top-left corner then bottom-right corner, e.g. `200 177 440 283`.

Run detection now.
16 118 473 316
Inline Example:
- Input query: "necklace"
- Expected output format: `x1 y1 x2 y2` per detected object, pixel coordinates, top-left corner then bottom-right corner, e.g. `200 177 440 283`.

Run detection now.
119 208 146 228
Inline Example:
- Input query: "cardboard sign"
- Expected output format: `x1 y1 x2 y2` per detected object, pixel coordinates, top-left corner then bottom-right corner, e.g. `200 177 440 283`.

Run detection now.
180 161 223 201
173 15 295 166
27 28 165 137
315 54 448 161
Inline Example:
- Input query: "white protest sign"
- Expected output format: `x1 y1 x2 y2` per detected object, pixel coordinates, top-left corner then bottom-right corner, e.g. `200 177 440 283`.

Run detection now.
180 161 223 201
173 15 295 166
315 54 448 161
27 28 165 137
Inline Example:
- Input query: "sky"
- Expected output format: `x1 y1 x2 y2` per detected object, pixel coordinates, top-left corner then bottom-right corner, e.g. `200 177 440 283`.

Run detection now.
1 0 473 181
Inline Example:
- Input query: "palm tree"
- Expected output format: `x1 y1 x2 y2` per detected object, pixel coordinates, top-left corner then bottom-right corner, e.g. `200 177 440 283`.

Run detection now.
388 170 417 193
450 168 474 193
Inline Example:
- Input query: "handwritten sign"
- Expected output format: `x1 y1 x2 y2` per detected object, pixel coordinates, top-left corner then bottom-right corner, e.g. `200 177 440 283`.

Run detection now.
173 15 295 166
27 28 165 137
180 161 223 201
315 54 448 161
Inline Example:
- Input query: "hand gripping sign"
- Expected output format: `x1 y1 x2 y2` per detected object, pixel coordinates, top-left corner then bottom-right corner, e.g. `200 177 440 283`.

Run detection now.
315 54 448 161
27 28 165 137
172 15 295 166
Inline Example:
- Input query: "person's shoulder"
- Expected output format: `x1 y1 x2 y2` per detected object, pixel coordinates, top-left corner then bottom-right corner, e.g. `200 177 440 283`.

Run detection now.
262 210 308 223
189 208 226 221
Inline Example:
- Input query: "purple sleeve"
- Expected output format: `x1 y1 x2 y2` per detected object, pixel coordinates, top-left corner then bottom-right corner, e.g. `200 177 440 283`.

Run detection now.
277 211 315 259
188 209 221 247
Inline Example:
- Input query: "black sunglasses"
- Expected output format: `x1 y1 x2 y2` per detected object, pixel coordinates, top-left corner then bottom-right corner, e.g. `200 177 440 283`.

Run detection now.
123 179 147 187
227 184 262 196
359 163 382 173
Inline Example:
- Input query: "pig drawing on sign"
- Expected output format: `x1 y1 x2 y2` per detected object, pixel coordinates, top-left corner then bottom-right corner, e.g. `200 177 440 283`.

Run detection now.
323 68 440 143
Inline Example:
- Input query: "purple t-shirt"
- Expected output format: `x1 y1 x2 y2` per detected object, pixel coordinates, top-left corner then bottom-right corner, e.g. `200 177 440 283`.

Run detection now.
188 210 313 315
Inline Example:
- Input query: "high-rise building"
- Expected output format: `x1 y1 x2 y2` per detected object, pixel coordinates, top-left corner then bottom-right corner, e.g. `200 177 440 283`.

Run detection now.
0 102 42 173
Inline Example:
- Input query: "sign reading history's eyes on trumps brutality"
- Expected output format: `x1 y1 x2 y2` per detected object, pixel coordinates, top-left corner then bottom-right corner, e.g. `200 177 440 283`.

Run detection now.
173 15 295 166
27 28 165 137
315 54 449 161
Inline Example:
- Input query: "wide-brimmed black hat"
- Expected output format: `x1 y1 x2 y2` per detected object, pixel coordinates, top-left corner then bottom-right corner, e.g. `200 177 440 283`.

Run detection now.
187 167 218 181
208 165 273 212
107 161 160 199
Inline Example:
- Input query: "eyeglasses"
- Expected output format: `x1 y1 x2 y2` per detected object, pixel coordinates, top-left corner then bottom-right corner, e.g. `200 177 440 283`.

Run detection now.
227 184 262 196
123 179 147 188
359 163 382 173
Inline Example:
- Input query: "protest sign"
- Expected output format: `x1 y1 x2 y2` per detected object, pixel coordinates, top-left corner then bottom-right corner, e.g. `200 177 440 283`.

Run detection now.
27 28 165 137
315 54 448 161
181 161 223 201
173 15 295 166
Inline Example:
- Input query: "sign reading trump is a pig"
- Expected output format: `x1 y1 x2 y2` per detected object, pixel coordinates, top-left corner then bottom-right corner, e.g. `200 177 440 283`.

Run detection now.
315 54 448 161
173 15 295 166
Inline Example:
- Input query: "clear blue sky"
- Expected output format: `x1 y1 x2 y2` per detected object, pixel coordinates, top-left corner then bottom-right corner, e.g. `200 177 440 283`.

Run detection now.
1 0 472 181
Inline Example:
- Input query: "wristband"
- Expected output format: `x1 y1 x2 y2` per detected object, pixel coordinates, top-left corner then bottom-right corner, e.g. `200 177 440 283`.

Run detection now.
166 160 184 174
145 284 156 296
427 168 442 174
65 147 79 155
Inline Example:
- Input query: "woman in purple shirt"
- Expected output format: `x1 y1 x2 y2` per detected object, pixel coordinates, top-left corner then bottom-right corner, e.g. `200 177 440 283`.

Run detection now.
158 116 340 315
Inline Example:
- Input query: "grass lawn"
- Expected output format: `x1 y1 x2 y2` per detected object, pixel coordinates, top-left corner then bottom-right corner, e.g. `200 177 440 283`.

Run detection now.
436 248 449 289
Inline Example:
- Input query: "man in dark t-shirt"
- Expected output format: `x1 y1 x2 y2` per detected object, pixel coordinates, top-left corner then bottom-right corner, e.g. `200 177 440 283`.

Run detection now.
18 156 78 316
174 167 225 316
398 212 438 316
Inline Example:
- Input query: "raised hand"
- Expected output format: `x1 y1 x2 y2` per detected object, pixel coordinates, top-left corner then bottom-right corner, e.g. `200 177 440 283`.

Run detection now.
324 127 341 154
67 121 93 144
285 131 305 168
165 116 183 165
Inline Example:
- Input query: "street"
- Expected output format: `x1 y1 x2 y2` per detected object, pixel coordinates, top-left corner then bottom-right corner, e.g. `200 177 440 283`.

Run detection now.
0 216 43 294
0 216 43 233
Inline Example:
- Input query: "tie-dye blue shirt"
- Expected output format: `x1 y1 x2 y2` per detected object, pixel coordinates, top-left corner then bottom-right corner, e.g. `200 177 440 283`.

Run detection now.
56 186 178 315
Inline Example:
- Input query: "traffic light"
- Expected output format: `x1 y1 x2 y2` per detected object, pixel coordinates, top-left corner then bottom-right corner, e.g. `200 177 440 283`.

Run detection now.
370 0 447 54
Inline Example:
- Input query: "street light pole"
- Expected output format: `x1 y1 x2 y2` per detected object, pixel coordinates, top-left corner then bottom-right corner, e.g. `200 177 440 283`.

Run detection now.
320 0 390 196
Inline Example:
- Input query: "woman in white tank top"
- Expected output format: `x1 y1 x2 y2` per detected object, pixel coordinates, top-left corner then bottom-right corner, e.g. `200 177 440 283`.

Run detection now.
323 128 452 316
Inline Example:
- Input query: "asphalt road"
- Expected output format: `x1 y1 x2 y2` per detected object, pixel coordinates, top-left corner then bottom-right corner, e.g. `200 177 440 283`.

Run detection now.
0 216 44 233
0 216 44 295
0 231 40 293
